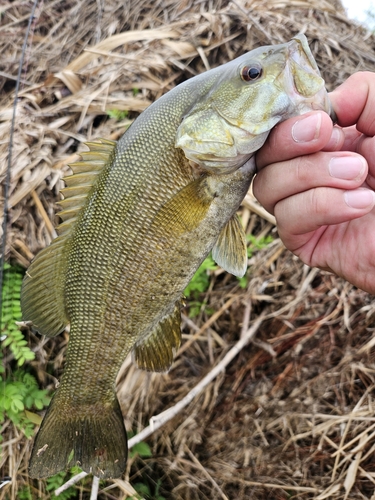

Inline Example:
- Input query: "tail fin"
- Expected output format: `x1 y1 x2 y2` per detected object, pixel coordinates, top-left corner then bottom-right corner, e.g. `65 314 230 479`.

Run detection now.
29 391 128 479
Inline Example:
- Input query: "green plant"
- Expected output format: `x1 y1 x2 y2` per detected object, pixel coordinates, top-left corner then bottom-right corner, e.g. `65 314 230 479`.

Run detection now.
107 108 129 121
246 234 274 258
126 479 166 500
184 255 217 300
184 255 218 317
0 370 50 438
130 440 153 459
18 468 85 499
17 485 33 500
45 470 79 499
125 434 165 499
236 234 274 288
1 263 33 366
1 263 50 438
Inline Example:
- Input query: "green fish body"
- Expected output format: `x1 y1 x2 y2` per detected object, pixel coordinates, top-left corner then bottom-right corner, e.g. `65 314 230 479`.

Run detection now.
21 35 333 478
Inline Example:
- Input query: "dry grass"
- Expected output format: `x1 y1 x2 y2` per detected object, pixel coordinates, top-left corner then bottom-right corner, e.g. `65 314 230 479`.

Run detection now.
2 0 375 498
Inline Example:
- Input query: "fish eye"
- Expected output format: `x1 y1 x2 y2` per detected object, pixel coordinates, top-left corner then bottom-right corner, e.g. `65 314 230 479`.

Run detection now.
241 64 263 82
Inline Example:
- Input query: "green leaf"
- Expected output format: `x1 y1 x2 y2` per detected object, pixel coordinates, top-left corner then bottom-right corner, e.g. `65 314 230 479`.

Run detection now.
34 399 44 410
1 313 13 323
12 398 25 412
17 486 33 500
23 351 35 360
132 441 152 458
24 410 43 425
237 276 248 288
107 109 129 121
16 340 28 347
2 336 12 347
134 482 151 495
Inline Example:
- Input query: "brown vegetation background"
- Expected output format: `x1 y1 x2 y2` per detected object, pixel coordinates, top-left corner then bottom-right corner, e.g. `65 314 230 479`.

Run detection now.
2 0 375 498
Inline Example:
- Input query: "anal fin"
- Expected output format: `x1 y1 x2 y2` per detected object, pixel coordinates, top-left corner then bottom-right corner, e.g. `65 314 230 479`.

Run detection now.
212 214 248 277
132 302 182 372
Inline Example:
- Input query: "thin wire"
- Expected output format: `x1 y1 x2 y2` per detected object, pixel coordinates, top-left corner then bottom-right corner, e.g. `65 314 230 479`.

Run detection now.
0 0 39 328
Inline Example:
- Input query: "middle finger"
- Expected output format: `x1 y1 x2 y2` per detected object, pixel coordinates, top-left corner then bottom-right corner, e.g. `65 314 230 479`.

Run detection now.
253 151 367 215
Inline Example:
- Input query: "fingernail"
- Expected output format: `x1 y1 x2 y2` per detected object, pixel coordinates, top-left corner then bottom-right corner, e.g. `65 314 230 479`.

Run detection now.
344 188 375 209
325 127 342 150
292 113 321 143
329 156 365 180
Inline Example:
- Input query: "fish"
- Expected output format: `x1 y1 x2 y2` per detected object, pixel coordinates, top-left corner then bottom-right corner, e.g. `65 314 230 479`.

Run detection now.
21 34 334 479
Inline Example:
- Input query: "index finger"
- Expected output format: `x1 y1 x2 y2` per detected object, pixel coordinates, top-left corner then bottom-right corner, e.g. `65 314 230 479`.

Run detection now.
256 111 334 170
329 71 375 135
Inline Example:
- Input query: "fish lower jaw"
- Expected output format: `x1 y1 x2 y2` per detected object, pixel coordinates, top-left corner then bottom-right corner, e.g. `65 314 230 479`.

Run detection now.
285 91 331 118
185 151 253 175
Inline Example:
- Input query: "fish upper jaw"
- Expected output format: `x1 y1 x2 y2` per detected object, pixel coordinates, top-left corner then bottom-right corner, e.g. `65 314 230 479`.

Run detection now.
291 34 320 73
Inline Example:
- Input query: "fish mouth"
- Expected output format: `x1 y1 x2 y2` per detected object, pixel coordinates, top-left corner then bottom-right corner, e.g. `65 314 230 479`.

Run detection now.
281 34 336 121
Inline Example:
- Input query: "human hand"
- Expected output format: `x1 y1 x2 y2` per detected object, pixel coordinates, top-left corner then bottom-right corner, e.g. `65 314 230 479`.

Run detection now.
253 72 375 294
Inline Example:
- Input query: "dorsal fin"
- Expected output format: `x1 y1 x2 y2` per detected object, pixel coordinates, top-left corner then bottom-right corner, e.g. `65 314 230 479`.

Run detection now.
57 138 116 236
132 301 182 373
21 138 116 337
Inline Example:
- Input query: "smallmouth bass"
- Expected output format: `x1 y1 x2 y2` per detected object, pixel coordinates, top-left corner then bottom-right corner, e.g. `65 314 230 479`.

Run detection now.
21 34 334 478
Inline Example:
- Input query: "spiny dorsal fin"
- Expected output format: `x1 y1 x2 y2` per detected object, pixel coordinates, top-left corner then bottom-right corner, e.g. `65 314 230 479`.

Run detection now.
132 301 182 372
21 138 116 337
56 138 116 236
212 214 248 277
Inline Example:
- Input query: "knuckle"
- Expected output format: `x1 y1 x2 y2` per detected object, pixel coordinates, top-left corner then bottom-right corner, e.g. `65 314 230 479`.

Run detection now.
294 154 315 184
309 187 329 218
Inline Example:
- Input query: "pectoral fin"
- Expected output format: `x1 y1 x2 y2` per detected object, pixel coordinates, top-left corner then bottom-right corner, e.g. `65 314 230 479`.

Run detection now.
132 302 181 372
212 214 248 277
153 177 213 235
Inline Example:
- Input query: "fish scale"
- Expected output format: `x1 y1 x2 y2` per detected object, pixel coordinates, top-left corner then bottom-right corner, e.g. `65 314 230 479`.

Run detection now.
21 35 335 479
59 116 193 403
